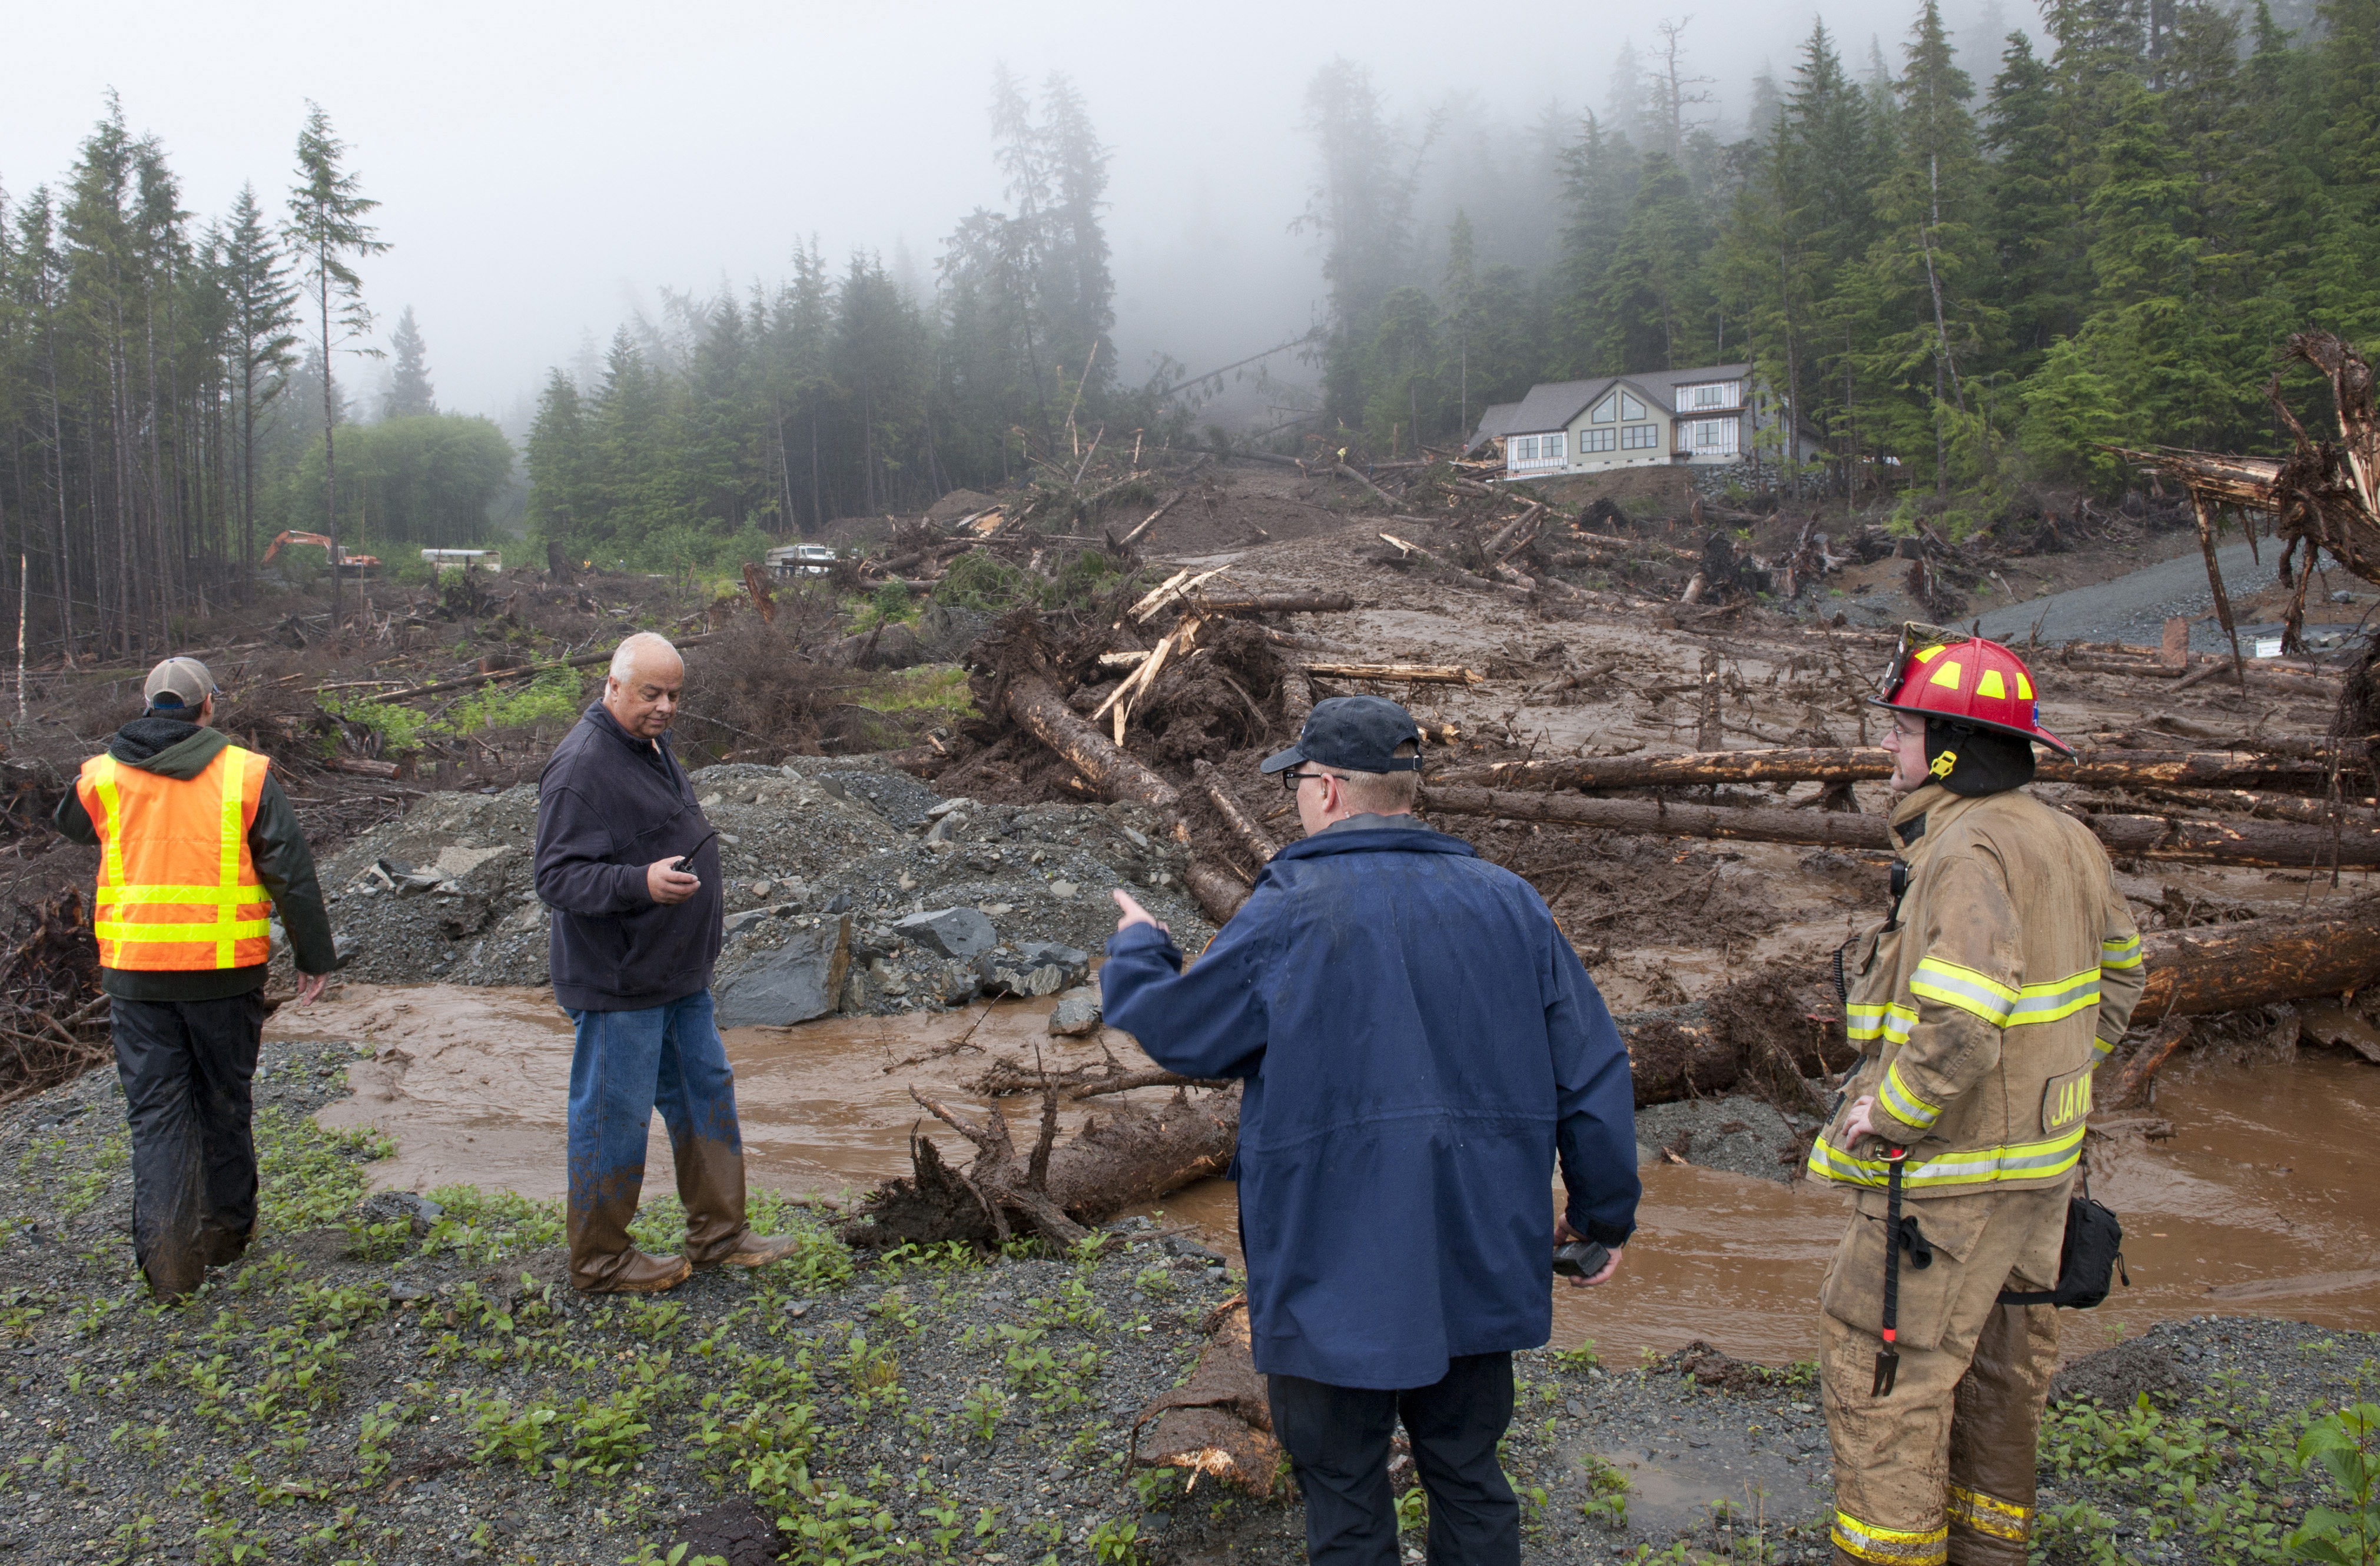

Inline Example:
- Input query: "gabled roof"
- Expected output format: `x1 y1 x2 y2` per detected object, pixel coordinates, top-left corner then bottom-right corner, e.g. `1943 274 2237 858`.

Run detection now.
1462 401 1525 455
1484 363 1757 441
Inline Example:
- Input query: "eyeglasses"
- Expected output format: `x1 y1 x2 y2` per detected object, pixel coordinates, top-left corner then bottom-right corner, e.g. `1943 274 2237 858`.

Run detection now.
1280 769 1342 793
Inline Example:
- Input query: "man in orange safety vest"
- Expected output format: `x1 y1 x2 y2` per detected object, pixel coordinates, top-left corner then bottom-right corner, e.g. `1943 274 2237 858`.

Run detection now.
52 656 341 1299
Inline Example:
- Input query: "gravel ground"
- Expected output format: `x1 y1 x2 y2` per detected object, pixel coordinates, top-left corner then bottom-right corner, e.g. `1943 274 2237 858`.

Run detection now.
7 1051 2376 1566
1973 539 2280 653
294 757 1212 1010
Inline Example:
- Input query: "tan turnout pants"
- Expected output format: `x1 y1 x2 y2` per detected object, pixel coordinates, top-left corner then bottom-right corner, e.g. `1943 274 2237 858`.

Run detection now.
1818 1181 2067 1566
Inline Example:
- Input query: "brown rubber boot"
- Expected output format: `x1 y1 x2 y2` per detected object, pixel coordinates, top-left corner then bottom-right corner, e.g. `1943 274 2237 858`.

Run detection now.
568 1192 691 1294
675 1133 802 1271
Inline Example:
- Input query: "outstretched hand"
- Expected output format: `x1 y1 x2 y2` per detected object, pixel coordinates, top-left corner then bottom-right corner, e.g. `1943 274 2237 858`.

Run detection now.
1111 889 1167 935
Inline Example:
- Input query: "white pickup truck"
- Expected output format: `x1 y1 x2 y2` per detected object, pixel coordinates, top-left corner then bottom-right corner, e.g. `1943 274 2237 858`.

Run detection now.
765 543 838 577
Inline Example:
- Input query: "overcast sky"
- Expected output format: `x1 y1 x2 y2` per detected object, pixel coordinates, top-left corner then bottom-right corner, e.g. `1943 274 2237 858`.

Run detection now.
9 0 2028 424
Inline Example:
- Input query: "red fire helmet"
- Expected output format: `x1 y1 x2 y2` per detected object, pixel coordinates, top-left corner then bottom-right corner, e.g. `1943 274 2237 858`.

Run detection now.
1871 624 2074 757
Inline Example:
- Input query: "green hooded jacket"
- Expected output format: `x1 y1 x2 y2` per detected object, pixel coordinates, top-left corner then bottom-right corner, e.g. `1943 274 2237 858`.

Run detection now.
52 717 338 1001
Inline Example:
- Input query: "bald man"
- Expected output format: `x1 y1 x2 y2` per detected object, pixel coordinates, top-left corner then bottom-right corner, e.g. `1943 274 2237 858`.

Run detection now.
532 633 798 1292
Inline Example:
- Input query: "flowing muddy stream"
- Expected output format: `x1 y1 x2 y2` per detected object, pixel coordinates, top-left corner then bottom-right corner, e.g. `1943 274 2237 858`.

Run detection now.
278 984 2380 1365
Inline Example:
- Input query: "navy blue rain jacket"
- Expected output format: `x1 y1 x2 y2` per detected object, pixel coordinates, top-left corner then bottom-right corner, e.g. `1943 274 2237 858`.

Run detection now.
533 703 723 1012
1100 822 1639 1390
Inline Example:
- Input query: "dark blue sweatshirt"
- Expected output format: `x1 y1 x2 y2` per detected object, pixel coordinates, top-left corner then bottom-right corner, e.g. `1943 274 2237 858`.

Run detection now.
1100 822 1640 1391
533 703 722 1012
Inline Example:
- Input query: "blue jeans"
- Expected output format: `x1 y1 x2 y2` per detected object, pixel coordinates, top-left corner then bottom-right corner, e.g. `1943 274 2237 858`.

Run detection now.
565 989 749 1282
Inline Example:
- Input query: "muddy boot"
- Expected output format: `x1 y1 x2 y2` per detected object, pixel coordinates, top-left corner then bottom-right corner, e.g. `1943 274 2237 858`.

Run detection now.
198 1223 254 1271
569 1195 691 1294
676 1133 803 1271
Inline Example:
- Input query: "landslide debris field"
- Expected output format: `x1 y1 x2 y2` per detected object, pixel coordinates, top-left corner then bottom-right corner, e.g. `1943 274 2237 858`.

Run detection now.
9 438 2380 1562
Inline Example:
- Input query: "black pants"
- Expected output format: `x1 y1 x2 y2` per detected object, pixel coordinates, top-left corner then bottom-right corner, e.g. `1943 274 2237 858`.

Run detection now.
111 991 267 1298
1266 1351 1519 1566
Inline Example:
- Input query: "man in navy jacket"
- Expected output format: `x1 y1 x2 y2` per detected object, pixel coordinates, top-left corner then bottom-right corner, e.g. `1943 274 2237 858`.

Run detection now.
534 633 800 1294
1102 696 1639 1565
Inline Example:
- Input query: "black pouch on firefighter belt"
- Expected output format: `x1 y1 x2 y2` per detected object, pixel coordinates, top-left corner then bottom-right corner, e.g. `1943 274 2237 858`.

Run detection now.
1998 1194 2128 1309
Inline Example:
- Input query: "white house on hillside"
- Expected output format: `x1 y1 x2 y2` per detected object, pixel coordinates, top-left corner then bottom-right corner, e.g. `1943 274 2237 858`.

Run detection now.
1466 363 1818 480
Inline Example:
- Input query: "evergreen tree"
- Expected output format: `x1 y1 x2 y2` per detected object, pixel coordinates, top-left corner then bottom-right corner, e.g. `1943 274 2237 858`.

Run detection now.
384 304 436 418
1980 32 2068 368
217 182 296 577
1552 113 1639 374
283 101 386 626
1297 58 1422 426
1600 153 1715 371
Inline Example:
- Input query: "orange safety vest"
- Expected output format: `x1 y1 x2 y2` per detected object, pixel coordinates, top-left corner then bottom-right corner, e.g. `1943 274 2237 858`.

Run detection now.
76 744 274 970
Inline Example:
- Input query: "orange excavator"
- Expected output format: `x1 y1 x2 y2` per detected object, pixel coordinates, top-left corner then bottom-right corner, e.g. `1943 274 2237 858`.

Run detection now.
260 530 381 578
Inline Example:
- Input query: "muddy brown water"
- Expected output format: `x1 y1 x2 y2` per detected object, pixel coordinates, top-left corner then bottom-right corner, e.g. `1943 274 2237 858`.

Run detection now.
281 984 2380 1366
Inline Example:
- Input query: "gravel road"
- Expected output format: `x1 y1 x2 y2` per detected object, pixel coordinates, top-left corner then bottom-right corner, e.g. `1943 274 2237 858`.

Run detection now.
1975 540 2276 652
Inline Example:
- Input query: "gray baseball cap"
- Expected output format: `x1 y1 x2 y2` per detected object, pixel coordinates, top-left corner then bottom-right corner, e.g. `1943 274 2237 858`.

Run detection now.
143 656 219 711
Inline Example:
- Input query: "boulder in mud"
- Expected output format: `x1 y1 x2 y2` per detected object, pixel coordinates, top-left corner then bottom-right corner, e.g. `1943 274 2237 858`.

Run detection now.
1049 987 1102 1037
978 940 1089 998
896 906 997 959
713 916 853 1028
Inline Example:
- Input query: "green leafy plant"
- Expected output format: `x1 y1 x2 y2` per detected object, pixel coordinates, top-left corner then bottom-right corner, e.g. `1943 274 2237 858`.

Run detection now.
2291 1402 2380 1564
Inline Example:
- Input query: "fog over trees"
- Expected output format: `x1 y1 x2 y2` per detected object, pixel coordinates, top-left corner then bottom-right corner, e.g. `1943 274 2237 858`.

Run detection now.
3 0 2378 650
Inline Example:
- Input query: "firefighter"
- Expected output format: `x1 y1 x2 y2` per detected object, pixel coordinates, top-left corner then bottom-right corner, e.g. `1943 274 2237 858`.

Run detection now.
52 656 340 1299
1808 626 2145 1566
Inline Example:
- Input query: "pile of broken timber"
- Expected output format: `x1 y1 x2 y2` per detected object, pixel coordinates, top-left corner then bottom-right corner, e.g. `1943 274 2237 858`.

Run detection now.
985 566 1476 924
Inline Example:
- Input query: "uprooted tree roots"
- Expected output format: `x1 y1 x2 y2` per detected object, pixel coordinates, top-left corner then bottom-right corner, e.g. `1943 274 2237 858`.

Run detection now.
1 891 109 1106
844 1072 1239 1250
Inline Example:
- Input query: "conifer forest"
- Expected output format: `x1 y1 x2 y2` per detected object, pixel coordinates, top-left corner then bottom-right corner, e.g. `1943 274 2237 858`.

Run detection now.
3 0 2378 660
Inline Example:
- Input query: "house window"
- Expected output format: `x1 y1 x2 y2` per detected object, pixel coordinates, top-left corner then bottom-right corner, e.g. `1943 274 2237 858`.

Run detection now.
1543 431 1564 459
1511 435 1535 461
1590 397 1616 423
1580 427 1617 453
1683 381 1740 410
1620 393 1647 420
1621 423 1659 450
1687 418 1739 455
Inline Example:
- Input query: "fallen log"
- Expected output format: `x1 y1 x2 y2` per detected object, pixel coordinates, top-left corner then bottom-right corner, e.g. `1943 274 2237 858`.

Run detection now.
1181 859 1250 925
2135 912 2380 1019
1431 746 2334 794
1129 1299 1283 1495
1194 759 1279 870
847 1084 1240 1249
2081 786 2378 825
1424 784 2380 865
1190 593 1357 616
1333 462 1400 509
1302 661 1484 686
326 756 400 779
1482 502 1549 563
999 671 1180 808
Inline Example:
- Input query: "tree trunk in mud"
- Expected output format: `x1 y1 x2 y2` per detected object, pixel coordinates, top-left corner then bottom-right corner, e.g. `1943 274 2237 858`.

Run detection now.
1129 1299 1282 1495
1423 785 2380 867
999 671 1179 809
2136 913 2380 1018
1192 593 1357 616
845 1085 1239 1249
1181 860 1249 925
1430 747 2336 794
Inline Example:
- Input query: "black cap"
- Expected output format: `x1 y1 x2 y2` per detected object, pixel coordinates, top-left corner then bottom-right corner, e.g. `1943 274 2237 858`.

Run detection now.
1260 695 1423 774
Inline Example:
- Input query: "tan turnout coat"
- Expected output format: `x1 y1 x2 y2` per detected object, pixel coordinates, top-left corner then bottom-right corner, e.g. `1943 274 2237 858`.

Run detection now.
1807 781 2147 1197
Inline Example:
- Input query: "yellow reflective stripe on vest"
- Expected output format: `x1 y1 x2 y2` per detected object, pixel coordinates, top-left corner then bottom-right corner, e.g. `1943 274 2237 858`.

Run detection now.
1846 1002 1916 1046
1945 1484 2032 1542
1806 1121 2087 1191
2093 1034 2118 1062
215 749 244 965
88 755 130 896
1878 1061 1941 1129
2008 968 2100 1025
1831 1510 1948 1565
2100 932 2143 970
97 883 267 905
1908 957 2018 1026
1909 958 2099 1029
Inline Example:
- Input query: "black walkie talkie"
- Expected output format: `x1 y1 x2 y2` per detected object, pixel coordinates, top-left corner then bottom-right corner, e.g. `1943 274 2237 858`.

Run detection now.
672 829 718 874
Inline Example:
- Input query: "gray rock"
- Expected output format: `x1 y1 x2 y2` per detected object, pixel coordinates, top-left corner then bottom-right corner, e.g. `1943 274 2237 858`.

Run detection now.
713 916 853 1027
2052 1335 2184 1408
896 906 997 959
1632 1095 1806 1185
1018 942 1090 985
1048 987 1103 1036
